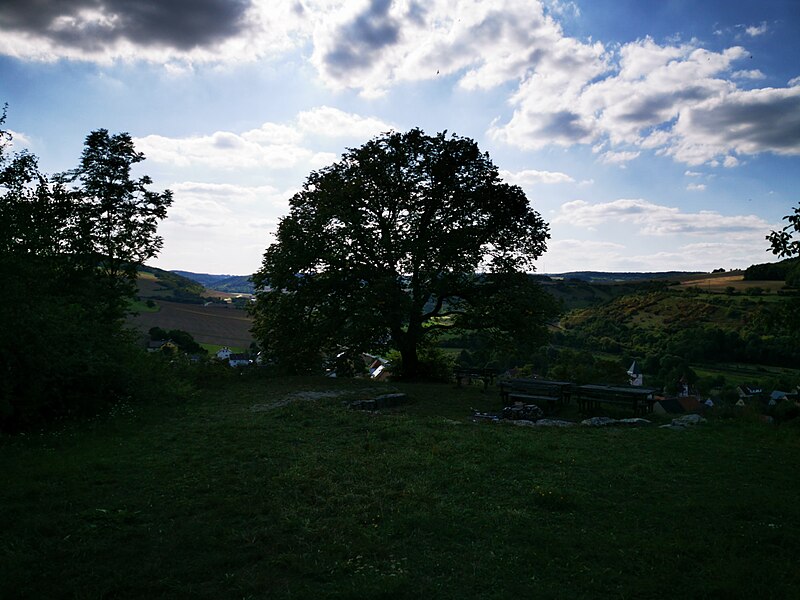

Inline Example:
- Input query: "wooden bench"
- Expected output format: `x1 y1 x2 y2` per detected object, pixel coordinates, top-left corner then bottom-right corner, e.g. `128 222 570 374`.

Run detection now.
576 384 657 417
499 379 572 414
454 368 499 391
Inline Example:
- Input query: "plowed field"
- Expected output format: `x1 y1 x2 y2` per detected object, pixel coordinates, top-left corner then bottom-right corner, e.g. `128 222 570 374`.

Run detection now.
129 300 254 347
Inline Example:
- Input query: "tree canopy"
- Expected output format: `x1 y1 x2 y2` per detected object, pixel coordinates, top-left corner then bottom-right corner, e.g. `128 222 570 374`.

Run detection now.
251 128 558 379
767 200 800 259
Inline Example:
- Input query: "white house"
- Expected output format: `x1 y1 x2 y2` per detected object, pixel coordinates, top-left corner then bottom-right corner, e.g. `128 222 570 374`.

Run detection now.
627 361 643 386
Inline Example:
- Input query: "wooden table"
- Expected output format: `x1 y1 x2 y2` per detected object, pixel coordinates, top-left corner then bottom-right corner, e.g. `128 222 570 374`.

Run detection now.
576 384 657 416
499 379 573 413
454 368 500 391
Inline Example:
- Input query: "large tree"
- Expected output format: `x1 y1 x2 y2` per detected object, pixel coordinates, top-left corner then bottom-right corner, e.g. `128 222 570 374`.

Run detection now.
251 129 558 378
61 129 173 317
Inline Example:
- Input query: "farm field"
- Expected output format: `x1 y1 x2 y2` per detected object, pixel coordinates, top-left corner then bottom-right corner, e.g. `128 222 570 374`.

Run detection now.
128 300 254 348
2 376 799 599
678 273 786 293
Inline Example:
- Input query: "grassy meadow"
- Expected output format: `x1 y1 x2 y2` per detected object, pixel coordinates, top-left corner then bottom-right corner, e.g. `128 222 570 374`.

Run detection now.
2 376 799 599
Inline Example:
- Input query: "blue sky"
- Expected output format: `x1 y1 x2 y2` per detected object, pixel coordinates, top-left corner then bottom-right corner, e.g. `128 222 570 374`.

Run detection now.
1 0 799 274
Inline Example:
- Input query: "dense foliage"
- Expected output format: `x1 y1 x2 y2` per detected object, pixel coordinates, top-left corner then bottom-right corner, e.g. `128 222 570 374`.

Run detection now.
252 129 557 378
744 257 800 283
767 200 800 259
0 110 173 430
550 287 800 391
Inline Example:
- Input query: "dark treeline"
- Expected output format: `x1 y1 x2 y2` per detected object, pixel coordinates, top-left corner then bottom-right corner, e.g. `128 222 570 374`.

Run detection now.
744 257 800 283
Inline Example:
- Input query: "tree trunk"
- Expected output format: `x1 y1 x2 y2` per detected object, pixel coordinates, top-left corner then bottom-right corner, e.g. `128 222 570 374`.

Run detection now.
395 332 420 380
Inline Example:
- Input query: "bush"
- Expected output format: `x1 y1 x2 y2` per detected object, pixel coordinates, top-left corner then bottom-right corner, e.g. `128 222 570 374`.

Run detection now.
386 345 455 382
774 399 800 423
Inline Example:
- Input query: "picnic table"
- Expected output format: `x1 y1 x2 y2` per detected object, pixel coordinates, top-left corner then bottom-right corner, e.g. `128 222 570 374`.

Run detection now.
454 368 500 391
499 378 573 414
575 384 657 416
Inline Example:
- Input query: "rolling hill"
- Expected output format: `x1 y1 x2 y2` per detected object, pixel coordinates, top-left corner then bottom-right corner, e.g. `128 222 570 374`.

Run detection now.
171 270 255 294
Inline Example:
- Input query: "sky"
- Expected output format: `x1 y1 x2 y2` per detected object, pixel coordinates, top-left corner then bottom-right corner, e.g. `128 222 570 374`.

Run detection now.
1 0 799 275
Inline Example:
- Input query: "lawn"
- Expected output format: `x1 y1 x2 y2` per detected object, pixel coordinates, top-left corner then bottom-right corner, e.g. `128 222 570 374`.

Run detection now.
2 375 799 599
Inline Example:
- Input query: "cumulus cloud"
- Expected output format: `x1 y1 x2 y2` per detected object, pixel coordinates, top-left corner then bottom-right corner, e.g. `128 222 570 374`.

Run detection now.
309 0 606 97
665 86 800 164
0 0 307 63
553 198 770 238
135 106 395 170
296 106 396 138
490 32 800 165
499 168 575 185
544 237 772 272
686 183 706 191
157 180 297 273
3 1 797 167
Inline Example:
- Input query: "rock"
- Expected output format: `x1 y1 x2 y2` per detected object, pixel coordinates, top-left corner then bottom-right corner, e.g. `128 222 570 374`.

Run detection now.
581 416 618 427
534 419 576 427
472 412 500 422
659 424 688 430
671 414 707 427
511 419 537 427
502 403 544 421
617 418 651 426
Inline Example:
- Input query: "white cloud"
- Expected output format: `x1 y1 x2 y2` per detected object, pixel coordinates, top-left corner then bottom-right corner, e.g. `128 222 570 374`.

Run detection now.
600 150 640 165
4 1 797 172
732 69 766 80
490 30 800 165
723 155 740 168
499 168 575 185
686 183 706 191
135 106 395 170
553 198 771 238
544 237 772 273
745 22 768 37
307 0 606 98
296 106 395 139
684 170 703 177
157 180 297 274
4 129 33 151
135 131 314 170
544 1 581 18
665 86 800 164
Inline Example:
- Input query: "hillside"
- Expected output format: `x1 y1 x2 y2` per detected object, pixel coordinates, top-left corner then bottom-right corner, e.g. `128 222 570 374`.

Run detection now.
556 285 800 371
172 270 255 295
540 278 666 311
130 266 254 349
545 270 704 283
137 265 208 303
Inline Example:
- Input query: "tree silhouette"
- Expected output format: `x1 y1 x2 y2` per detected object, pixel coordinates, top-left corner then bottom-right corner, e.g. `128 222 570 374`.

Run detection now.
252 129 557 379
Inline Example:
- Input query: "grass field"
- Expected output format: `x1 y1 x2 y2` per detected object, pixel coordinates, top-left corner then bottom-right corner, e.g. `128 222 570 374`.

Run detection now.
2 376 799 599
